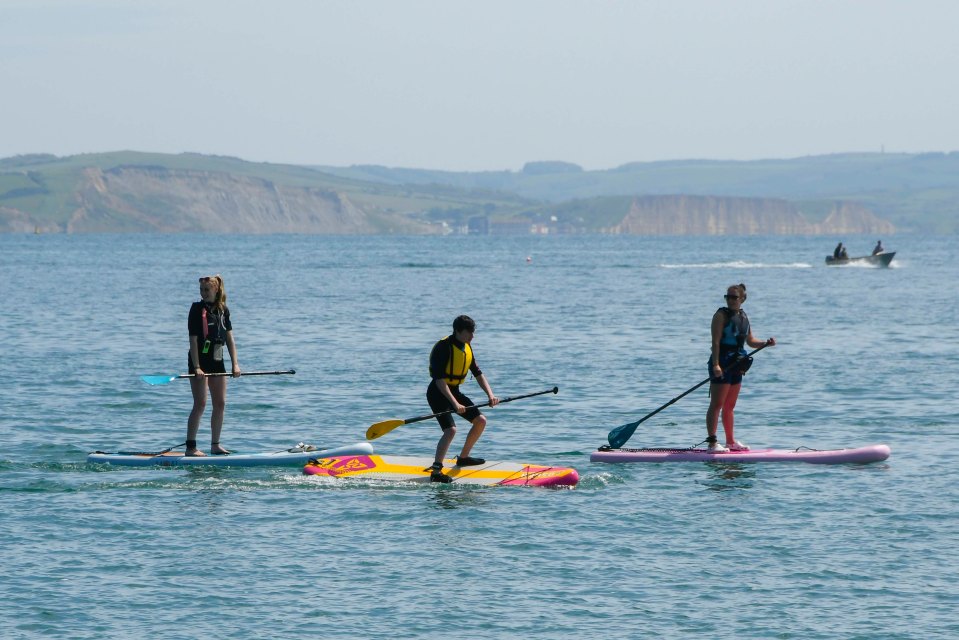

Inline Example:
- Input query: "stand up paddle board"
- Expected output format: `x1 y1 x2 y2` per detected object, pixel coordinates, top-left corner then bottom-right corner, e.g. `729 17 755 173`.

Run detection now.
88 442 373 467
591 444 890 464
303 454 579 487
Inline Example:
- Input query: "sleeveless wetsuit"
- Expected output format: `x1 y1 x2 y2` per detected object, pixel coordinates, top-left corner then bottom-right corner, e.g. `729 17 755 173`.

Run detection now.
426 335 484 430
187 301 232 374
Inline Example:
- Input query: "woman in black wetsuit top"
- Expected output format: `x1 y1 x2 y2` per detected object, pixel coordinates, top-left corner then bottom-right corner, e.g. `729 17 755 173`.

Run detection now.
185 274 241 456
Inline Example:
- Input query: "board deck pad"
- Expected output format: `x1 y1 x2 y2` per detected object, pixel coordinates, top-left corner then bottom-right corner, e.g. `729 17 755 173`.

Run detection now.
591 444 891 464
87 442 374 467
303 454 579 487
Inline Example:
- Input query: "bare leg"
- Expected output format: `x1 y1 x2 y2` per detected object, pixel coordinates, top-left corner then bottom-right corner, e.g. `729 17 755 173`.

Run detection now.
721 383 742 444
186 377 208 456
458 415 487 458
706 382 730 439
208 376 229 454
434 426 456 466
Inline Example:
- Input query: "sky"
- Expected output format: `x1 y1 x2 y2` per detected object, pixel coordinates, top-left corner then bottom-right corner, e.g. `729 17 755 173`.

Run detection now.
3 0 959 171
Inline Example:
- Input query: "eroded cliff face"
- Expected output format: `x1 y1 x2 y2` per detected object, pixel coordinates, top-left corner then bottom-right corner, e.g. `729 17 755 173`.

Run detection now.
12 166 432 234
67 166 409 233
606 195 894 235
0 166 897 235
0 206 43 233
815 202 896 235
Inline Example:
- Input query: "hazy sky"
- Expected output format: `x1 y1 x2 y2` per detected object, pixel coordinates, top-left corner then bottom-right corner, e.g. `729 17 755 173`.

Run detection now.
3 0 958 171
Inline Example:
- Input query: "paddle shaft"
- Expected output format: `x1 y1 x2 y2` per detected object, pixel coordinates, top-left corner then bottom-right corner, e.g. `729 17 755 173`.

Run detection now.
366 386 559 440
140 369 296 385
607 344 768 448
176 369 295 379
403 386 559 426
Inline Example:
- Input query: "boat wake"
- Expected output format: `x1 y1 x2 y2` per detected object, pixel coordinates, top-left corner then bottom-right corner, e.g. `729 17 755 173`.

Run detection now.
835 260 901 269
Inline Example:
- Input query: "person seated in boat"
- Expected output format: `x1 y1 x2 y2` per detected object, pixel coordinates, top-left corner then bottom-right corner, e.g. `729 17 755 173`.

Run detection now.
839 245 848 259
706 283 776 453
833 242 844 259
872 240 884 255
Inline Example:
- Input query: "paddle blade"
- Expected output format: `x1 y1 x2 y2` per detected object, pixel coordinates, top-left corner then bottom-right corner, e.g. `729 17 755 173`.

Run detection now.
140 374 179 386
607 422 637 449
366 419 405 441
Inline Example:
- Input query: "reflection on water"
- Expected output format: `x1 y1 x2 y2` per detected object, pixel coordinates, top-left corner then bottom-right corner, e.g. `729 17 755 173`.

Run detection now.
700 462 757 491
427 485 488 510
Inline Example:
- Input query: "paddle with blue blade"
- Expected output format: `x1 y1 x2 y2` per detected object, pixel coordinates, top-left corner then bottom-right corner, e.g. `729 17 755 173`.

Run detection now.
607 344 768 448
140 369 296 385
366 386 559 441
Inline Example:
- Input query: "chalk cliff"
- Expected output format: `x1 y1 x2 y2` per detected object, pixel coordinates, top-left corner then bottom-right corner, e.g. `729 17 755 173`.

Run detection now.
0 160 896 235
606 195 894 235
1 166 434 234
69 166 438 233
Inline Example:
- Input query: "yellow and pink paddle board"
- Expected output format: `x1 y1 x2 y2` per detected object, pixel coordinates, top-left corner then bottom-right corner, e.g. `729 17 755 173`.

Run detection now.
303 454 578 487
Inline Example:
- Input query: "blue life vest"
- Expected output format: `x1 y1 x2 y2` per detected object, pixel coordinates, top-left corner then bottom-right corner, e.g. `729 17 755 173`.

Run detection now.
717 307 749 354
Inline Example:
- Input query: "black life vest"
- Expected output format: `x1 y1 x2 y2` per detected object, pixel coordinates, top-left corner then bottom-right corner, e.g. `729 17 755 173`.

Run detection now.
201 304 227 344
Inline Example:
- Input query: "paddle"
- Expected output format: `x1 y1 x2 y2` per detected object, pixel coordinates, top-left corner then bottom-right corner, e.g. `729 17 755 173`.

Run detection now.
607 344 769 448
366 386 559 441
140 369 296 385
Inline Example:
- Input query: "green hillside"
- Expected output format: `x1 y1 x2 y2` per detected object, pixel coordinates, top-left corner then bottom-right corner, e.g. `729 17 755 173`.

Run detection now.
317 152 959 232
3 150 955 232
0 152 534 231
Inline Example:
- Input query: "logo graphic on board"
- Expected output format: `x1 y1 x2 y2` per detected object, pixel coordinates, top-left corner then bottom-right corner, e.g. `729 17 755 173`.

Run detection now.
326 455 376 476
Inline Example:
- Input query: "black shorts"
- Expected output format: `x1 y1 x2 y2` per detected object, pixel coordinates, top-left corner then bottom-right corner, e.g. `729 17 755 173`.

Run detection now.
426 383 482 430
188 351 227 375
708 350 747 385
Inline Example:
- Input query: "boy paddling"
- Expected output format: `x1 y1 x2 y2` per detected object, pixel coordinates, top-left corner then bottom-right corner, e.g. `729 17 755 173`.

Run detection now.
425 315 499 483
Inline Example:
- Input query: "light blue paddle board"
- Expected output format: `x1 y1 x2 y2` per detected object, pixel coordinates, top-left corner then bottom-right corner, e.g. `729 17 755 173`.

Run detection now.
88 441 373 467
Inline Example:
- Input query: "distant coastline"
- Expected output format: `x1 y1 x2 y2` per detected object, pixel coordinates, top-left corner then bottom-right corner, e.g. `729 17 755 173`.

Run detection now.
3 150 951 234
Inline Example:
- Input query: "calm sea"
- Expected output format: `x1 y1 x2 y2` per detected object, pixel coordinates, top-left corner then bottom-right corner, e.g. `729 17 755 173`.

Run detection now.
1 233 956 639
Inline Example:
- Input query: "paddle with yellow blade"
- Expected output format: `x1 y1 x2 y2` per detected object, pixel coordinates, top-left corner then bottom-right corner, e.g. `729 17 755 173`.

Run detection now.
366 386 559 441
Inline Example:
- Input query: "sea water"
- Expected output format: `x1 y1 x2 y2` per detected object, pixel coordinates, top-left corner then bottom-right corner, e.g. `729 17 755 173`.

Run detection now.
0 233 956 639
